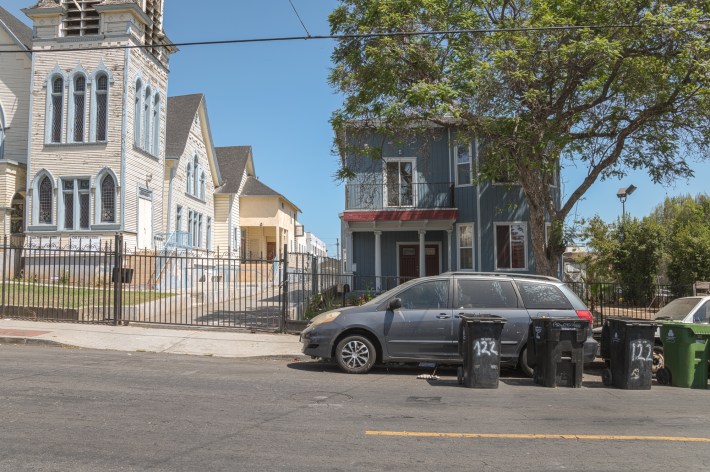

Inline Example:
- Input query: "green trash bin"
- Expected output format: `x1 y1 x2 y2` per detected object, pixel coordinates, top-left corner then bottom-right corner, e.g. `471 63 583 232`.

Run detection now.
657 322 710 389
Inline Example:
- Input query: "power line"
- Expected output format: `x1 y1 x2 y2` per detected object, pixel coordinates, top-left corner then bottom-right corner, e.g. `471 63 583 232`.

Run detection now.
288 0 311 37
0 20 706 55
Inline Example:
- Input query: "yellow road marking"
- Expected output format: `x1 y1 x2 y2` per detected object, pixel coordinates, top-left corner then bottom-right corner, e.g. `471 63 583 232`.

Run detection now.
366 431 710 443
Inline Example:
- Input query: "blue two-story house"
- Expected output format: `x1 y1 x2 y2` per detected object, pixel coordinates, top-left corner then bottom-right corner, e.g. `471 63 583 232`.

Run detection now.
339 126 561 291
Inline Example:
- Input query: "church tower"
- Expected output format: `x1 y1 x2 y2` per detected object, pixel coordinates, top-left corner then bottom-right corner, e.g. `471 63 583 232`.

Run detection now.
22 0 176 249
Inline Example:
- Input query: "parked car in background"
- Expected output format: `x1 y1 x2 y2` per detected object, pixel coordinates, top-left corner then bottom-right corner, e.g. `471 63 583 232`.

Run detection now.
651 296 710 372
301 272 598 374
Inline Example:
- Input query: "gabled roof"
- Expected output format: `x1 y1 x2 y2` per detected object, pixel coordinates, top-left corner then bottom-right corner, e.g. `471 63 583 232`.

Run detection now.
214 146 253 195
0 6 33 50
165 94 204 159
242 176 301 213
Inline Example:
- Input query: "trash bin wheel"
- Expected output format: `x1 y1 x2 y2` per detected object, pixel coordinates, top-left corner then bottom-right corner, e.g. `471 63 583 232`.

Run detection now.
457 366 464 385
601 368 613 387
656 367 671 386
652 345 664 376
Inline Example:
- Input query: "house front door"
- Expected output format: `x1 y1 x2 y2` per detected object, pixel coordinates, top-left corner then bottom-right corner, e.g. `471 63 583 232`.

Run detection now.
137 197 153 250
267 242 277 260
399 244 440 282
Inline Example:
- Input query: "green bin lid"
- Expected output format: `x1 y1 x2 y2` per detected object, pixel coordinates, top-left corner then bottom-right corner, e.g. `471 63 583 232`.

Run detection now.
687 324 710 336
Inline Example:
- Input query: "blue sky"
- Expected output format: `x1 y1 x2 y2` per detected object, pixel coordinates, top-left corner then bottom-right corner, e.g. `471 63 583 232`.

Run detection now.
4 0 710 253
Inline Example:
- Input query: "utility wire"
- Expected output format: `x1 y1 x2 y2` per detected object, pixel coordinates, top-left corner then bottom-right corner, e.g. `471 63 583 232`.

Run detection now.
0 20 707 54
288 0 311 37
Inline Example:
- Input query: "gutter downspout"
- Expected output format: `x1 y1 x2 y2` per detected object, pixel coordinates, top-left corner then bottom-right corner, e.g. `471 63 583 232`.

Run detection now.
120 43 130 234
166 163 175 234
25 42 36 233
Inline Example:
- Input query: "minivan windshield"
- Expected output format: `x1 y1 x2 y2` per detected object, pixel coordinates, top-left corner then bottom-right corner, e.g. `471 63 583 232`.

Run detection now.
653 298 702 320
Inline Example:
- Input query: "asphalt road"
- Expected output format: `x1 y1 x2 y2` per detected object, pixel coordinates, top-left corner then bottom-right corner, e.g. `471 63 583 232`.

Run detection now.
1 344 709 472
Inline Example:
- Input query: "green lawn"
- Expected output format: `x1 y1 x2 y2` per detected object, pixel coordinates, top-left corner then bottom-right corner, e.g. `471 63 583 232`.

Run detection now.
0 282 172 308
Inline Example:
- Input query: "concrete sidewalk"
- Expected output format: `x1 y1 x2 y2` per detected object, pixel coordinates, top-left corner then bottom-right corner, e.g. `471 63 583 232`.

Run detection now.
0 319 306 359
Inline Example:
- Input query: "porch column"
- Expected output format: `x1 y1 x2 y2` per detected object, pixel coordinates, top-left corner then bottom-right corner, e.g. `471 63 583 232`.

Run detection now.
447 228 453 272
276 226 281 260
374 231 382 291
418 229 426 278
345 230 354 272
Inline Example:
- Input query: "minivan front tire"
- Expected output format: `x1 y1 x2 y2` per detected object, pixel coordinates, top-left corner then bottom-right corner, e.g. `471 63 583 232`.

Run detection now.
336 335 376 374
519 346 534 377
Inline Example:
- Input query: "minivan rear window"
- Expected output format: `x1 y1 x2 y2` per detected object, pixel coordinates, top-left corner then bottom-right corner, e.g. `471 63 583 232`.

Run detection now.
456 279 518 308
517 282 573 310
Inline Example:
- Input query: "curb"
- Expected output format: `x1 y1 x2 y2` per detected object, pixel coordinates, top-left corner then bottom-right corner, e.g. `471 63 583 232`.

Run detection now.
0 337 66 348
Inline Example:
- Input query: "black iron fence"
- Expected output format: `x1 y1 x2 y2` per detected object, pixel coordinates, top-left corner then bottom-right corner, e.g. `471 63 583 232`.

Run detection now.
1 238 695 332
0 235 342 332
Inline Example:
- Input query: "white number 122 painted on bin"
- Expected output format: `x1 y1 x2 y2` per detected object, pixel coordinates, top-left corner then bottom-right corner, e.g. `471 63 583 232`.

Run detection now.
473 339 498 356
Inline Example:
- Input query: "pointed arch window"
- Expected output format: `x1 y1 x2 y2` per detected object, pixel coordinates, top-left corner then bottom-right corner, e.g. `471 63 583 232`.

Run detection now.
186 162 193 195
95 74 108 141
143 87 152 151
134 79 142 147
200 171 206 200
100 174 116 223
38 176 53 224
193 156 199 197
152 93 160 155
71 75 86 142
50 77 64 143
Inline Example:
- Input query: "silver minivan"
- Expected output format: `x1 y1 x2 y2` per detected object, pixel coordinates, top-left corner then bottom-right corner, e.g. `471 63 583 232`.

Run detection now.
300 272 598 374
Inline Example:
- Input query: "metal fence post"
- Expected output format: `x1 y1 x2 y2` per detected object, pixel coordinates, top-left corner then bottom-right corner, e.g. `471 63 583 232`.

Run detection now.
2 235 7 318
113 234 123 326
280 244 289 333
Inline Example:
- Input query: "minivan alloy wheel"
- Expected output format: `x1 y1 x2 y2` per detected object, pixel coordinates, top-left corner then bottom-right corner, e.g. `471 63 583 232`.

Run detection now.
336 335 376 374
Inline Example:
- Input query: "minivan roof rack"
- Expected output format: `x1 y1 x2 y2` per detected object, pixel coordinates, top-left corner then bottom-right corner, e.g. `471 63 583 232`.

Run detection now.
441 272 561 282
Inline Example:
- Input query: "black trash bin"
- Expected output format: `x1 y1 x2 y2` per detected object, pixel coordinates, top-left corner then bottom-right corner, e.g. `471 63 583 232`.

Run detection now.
528 317 587 388
600 317 658 389
457 315 507 389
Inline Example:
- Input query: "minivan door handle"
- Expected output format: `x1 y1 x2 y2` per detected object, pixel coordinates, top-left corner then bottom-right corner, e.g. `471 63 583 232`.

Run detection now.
436 313 451 319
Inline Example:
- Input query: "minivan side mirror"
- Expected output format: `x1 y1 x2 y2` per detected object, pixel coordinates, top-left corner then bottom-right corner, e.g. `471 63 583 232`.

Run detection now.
388 298 402 310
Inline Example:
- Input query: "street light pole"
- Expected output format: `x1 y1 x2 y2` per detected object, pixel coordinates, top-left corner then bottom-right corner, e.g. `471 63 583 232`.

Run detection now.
616 184 637 220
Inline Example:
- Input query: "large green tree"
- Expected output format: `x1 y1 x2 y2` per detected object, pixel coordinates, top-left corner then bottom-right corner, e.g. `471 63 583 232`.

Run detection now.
329 0 710 276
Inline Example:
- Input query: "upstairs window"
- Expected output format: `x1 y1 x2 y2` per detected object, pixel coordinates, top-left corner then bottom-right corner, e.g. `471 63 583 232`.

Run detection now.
456 144 472 186
143 87 151 151
186 163 193 194
133 79 142 147
95 74 108 141
71 75 86 142
62 0 100 37
152 94 160 154
193 156 200 196
200 171 206 200
50 77 64 143
385 159 414 207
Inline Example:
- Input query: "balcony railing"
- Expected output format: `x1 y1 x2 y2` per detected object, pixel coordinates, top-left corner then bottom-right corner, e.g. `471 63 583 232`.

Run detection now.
345 182 455 210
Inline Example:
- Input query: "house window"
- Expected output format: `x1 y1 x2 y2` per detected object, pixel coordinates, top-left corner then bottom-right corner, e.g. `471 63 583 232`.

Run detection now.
143 87 151 151
95 74 108 141
193 156 199 197
198 214 203 248
493 157 517 184
38 176 53 224
100 174 115 223
458 223 474 270
206 217 212 251
187 210 193 245
456 144 472 186
50 77 64 143
495 223 527 270
62 178 90 230
71 75 86 142
152 94 160 154
200 172 206 200
175 205 182 232
133 79 142 147
62 0 100 36
385 159 414 207
186 163 193 194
